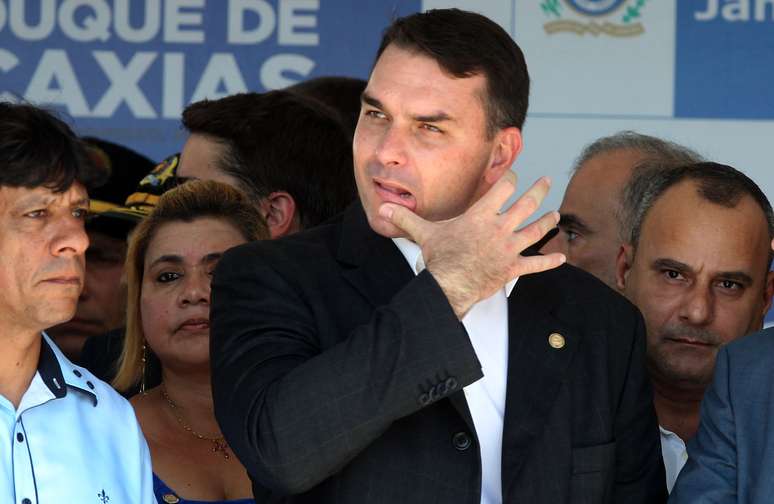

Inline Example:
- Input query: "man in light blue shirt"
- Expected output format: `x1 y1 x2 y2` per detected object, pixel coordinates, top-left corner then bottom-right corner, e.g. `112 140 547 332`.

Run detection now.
0 103 154 503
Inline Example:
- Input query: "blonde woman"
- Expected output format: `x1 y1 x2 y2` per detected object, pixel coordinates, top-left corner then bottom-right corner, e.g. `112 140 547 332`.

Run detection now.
114 180 269 504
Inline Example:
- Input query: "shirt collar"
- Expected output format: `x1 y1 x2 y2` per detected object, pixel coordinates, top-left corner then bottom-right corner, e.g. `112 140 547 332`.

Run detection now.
38 333 67 398
392 237 517 296
41 332 99 406
659 425 683 440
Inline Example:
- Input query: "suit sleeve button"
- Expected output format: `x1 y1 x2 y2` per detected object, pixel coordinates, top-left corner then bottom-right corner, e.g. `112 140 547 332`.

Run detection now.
452 431 472 451
445 377 458 390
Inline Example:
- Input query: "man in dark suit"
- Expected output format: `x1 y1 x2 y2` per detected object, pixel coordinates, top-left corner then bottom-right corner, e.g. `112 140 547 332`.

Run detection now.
210 8 666 503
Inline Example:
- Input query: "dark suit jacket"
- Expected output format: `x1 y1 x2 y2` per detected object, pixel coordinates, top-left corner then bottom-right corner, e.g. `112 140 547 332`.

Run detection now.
210 204 666 503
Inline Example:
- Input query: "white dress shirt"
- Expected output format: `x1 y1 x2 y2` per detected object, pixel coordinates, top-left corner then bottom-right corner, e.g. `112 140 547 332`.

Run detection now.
0 333 154 504
660 425 688 493
393 238 516 504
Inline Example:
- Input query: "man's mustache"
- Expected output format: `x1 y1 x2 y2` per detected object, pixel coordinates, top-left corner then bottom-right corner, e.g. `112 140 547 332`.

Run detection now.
659 323 722 347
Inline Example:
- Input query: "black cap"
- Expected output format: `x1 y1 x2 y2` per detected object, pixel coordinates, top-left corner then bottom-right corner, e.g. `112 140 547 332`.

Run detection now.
83 138 155 238
92 153 181 225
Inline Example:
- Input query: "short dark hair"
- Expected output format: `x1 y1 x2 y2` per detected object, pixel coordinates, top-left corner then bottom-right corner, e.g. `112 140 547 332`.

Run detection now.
624 162 774 268
376 8 530 136
182 90 356 229
0 103 102 192
287 76 367 138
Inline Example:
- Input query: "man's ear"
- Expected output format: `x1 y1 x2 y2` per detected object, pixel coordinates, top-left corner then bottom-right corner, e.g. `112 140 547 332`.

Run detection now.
260 191 299 239
484 127 522 184
615 243 635 292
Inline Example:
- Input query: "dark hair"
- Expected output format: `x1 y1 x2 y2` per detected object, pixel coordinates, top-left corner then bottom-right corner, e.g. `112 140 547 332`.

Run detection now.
625 162 774 267
182 90 356 229
376 8 530 136
287 76 367 138
0 103 103 192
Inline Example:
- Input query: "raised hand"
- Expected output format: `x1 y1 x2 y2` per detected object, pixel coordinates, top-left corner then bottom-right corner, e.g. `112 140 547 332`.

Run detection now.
378 171 565 319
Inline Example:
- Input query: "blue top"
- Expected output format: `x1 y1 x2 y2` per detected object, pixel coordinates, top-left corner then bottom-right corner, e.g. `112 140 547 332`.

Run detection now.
153 473 255 504
0 333 154 504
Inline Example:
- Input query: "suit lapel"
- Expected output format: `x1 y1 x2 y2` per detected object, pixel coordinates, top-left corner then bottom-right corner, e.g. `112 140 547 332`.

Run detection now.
336 204 477 431
337 203 414 307
501 274 581 486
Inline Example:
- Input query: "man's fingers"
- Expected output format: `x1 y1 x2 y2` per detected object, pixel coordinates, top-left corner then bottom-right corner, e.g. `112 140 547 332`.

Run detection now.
471 170 518 214
514 253 566 277
379 203 430 243
512 210 561 251
502 176 552 227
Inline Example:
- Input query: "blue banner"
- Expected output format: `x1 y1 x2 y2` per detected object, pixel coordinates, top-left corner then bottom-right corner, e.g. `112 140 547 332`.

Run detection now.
675 0 774 120
0 0 420 160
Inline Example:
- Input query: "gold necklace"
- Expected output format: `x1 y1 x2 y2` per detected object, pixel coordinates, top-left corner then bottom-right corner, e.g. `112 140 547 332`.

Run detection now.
160 385 231 460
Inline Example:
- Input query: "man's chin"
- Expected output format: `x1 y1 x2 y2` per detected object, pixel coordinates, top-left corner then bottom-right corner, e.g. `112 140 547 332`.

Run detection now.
649 354 715 389
367 213 409 240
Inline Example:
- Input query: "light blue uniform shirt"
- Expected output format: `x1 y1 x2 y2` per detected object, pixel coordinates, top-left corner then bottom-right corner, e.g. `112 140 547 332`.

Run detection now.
0 333 154 504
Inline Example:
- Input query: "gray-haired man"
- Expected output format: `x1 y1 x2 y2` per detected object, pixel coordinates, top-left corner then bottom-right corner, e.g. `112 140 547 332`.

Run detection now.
543 131 701 288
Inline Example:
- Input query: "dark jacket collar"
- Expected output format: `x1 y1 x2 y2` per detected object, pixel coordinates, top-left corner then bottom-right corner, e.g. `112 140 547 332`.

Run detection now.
336 203 415 308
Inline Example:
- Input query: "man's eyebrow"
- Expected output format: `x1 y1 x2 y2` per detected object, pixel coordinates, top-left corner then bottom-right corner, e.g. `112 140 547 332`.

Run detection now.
361 92 453 123
715 271 754 285
652 258 754 285
652 258 692 273
557 213 592 234
14 193 54 208
413 111 453 123
361 92 383 110
14 194 89 209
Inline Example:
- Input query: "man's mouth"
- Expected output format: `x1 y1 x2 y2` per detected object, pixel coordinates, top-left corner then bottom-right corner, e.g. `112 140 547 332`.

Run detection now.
373 179 417 210
42 276 81 286
664 337 715 348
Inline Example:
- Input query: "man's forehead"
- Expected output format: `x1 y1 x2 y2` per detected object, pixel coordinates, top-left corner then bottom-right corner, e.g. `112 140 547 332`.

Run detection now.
366 45 487 113
639 183 770 272
0 183 87 207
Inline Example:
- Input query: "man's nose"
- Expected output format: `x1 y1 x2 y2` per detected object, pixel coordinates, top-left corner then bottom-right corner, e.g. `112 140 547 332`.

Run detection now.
52 215 89 257
678 285 714 326
374 125 408 168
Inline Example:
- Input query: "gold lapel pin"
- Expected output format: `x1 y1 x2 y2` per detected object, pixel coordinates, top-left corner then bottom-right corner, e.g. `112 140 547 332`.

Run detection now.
548 333 565 349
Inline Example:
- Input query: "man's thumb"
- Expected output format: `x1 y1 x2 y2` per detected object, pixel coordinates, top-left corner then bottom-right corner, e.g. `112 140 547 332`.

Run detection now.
379 203 428 243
